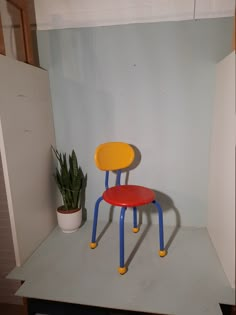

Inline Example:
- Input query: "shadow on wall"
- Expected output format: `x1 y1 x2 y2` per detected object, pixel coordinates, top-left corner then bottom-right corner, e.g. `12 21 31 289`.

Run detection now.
111 144 141 184
123 144 142 184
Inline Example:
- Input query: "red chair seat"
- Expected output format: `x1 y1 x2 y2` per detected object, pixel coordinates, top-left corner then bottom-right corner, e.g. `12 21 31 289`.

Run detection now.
103 185 155 207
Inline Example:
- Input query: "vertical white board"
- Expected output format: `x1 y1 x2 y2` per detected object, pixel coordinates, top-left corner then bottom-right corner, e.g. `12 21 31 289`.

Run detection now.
208 52 235 288
0 54 57 266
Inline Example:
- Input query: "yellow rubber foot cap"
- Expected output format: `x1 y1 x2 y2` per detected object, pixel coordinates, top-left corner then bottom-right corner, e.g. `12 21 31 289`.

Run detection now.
90 242 97 249
159 250 167 257
132 227 139 233
118 267 127 275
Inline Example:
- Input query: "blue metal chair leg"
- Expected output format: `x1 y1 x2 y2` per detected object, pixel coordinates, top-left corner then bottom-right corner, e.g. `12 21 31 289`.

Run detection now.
152 200 167 257
90 196 103 249
132 207 139 233
118 207 127 275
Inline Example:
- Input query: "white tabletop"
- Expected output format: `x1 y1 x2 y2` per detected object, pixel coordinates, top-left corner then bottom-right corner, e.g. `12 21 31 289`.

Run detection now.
8 221 235 315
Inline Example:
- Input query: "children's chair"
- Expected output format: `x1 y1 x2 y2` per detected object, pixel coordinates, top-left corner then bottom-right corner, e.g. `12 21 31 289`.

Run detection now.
90 142 167 275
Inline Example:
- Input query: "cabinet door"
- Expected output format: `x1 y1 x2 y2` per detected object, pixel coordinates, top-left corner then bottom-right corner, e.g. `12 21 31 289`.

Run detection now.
0 0 34 64
0 54 57 266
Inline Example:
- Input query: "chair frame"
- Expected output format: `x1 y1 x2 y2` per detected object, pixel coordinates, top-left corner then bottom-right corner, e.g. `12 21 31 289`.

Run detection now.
90 143 166 275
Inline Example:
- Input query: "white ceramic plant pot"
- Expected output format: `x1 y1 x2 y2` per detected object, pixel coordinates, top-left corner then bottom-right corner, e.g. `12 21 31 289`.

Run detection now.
57 208 82 233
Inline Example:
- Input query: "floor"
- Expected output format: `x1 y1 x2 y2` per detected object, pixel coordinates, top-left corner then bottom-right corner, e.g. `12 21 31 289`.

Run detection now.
8 222 236 315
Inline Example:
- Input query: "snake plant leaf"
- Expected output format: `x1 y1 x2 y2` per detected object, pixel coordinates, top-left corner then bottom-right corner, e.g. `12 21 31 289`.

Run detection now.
52 147 85 211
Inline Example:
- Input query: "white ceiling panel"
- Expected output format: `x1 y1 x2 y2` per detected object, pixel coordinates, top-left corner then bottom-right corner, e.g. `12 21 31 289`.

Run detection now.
34 0 234 30
195 0 235 19
34 0 195 30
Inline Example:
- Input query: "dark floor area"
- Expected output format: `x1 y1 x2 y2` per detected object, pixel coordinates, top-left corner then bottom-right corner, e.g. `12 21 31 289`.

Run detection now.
220 304 236 315
0 303 26 315
0 302 235 315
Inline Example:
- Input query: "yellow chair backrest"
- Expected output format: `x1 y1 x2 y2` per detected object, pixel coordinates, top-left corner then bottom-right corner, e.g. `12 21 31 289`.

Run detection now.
94 142 135 171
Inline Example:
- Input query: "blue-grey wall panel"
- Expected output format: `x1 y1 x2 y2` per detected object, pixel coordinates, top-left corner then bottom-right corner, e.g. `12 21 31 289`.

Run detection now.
37 18 233 227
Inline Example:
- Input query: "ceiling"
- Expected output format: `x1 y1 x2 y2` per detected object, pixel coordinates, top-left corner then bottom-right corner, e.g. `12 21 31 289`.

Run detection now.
34 0 235 30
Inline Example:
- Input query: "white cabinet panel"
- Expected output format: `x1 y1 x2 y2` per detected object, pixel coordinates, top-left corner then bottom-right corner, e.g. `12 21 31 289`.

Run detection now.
0 54 57 266
195 0 235 18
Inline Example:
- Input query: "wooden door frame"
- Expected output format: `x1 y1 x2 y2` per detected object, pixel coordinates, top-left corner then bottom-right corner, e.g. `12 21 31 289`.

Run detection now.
233 12 235 51
0 14 5 55
0 0 34 64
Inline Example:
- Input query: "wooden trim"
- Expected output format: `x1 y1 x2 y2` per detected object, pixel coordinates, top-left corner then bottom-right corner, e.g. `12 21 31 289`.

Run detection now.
0 14 6 55
21 8 34 65
7 0 25 10
231 305 236 315
22 296 28 315
5 0 35 65
233 13 235 51
20 281 28 315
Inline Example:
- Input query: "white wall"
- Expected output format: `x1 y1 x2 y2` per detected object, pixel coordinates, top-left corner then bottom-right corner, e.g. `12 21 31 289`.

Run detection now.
34 0 235 30
37 18 233 227
207 52 235 289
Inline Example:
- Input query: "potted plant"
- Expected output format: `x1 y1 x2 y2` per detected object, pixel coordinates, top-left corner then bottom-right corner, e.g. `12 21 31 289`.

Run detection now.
52 147 84 233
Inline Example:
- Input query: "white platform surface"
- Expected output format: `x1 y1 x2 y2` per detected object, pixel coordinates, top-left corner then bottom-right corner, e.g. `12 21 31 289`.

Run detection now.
8 221 235 315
